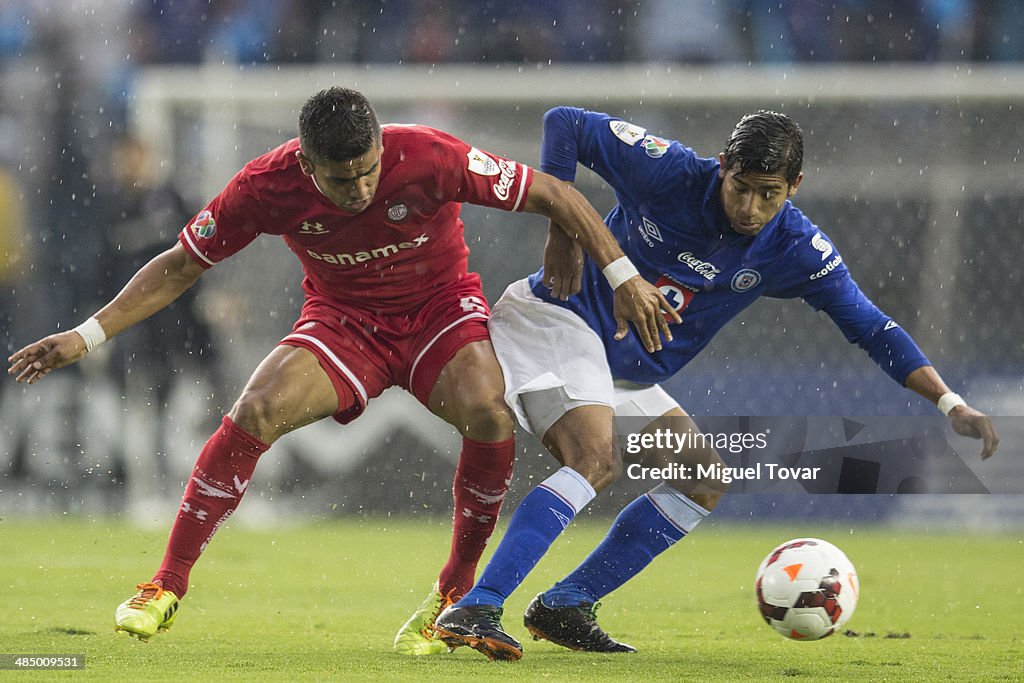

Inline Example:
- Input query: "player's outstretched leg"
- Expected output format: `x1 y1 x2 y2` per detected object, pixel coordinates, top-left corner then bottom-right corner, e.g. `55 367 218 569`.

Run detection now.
437 437 515 598
522 593 635 653
113 416 269 640
433 604 522 661
435 467 596 660
394 437 514 656
525 484 710 652
114 582 180 642
393 581 454 656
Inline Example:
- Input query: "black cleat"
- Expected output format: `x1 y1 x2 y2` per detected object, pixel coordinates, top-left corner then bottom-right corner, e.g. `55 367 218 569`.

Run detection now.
523 593 637 653
434 604 523 661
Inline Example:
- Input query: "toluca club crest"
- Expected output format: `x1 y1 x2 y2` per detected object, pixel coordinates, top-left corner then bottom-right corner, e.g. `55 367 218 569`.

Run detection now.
387 203 409 222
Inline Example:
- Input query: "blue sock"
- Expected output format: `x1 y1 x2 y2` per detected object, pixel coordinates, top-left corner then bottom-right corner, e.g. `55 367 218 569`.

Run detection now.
457 467 596 608
543 484 709 607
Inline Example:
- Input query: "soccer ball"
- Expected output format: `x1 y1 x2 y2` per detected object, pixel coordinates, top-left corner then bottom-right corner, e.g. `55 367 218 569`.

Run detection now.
755 538 859 641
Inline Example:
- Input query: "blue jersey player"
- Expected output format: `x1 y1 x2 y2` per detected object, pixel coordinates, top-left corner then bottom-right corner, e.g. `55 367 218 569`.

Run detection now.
434 107 1000 661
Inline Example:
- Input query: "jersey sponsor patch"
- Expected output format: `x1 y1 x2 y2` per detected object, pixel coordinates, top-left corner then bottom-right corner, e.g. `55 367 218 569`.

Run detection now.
609 119 647 146
306 234 430 266
731 268 762 292
191 210 216 239
655 275 695 323
677 251 722 281
467 147 500 176
643 135 669 158
491 158 518 202
811 232 833 260
810 254 843 280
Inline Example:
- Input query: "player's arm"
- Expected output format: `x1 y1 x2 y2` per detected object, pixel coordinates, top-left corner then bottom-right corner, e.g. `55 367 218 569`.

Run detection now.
523 172 681 353
542 215 583 300
7 242 204 384
805 275 999 460
538 175 583 300
903 366 999 459
536 106 675 299
540 106 674 196
536 108 591 297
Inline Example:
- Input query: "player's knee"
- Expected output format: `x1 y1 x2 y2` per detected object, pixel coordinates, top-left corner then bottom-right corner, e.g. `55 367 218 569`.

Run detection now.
692 449 729 511
451 390 514 441
229 390 286 444
583 448 622 492
563 443 622 492
545 418 620 491
598 449 624 490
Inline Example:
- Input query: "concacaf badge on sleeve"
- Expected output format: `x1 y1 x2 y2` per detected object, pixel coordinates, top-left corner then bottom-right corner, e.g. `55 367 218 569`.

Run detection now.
466 148 500 176
610 120 647 146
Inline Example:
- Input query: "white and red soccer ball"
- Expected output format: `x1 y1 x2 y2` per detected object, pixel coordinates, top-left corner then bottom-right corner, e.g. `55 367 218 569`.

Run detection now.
755 538 859 641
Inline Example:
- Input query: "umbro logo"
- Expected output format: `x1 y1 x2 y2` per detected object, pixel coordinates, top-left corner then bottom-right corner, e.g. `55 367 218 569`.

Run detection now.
298 221 329 235
638 216 663 246
549 508 572 530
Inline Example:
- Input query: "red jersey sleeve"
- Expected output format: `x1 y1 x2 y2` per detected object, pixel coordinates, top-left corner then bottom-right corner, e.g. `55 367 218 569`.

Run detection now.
178 169 265 268
427 129 534 212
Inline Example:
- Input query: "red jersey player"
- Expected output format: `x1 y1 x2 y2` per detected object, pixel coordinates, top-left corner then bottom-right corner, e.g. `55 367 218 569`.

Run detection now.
7 87 675 652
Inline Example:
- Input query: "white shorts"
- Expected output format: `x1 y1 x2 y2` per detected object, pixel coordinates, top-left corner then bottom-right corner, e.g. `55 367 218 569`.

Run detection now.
489 278 680 438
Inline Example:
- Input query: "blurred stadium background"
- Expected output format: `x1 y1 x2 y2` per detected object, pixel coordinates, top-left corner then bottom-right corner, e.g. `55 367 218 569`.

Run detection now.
1 1 1022 532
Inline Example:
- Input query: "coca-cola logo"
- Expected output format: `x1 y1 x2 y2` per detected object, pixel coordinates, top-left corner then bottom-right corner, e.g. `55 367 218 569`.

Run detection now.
676 251 721 281
492 159 517 201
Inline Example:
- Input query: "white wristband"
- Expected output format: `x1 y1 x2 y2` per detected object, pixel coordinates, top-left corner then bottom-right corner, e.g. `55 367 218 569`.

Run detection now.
73 317 107 353
936 392 966 416
602 256 640 290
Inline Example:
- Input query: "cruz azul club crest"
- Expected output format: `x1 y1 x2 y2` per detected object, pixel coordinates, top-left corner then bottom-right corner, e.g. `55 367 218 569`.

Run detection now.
731 268 762 292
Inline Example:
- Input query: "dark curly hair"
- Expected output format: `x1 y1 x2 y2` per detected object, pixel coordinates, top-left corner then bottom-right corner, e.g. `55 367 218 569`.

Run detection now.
298 87 382 164
722 111 803 186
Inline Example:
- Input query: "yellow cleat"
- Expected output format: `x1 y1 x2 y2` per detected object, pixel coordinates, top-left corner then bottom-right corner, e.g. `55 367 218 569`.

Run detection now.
393 581 454 656
114 582 179 642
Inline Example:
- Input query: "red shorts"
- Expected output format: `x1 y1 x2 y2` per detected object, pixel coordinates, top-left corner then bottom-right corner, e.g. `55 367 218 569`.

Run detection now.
280 273 491 424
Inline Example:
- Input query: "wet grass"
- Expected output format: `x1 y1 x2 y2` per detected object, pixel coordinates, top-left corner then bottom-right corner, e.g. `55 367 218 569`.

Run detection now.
0 517 1021 681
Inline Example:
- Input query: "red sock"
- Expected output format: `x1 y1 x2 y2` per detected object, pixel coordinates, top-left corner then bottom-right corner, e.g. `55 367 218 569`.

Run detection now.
152 416 269 598
438 437 515 599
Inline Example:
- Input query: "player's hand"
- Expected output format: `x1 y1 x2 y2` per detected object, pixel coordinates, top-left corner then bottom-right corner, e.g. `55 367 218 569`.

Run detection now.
7 331 88 384
612 276 681 353
542 222 583 300
948 404 1000 460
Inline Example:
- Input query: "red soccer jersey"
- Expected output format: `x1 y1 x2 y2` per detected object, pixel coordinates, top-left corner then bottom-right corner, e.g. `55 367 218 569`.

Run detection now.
178 124 533 312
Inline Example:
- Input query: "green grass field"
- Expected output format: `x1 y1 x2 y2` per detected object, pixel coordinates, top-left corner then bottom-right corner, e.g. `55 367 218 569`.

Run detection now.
1 517 1021 681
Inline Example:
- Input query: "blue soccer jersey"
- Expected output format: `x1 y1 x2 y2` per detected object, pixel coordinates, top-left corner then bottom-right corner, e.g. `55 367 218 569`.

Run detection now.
532 106 930 386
